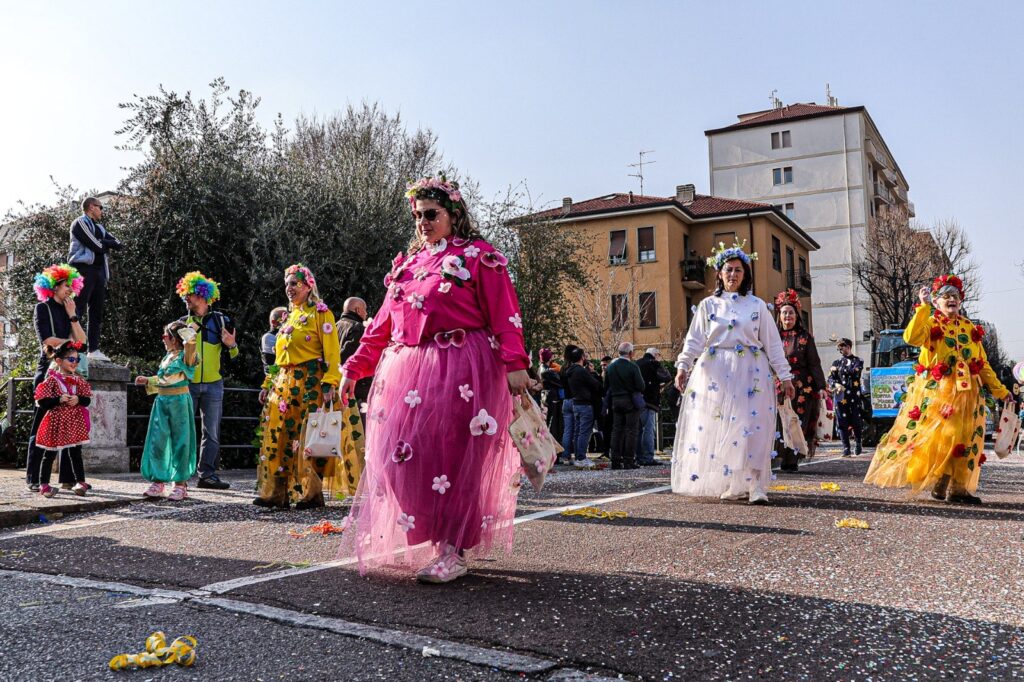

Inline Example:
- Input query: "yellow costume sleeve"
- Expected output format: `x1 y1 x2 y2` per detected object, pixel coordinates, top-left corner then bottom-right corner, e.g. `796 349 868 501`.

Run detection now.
318 309 341 387
977 342 1009 399
904 304 932 348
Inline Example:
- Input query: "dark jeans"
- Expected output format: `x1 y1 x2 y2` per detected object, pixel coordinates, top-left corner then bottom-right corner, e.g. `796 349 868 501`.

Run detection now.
572 402 595 461
836 408 863 453
636 407 657 463
190 381 224 479
610 396 640 467
560 398 575 459
74 263 107 352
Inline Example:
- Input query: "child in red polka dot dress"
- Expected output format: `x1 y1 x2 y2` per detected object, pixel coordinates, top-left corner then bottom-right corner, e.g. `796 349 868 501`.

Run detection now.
33 341 92 498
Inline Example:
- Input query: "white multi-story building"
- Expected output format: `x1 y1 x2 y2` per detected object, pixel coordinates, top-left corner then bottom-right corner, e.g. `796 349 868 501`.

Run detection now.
706 101 913 366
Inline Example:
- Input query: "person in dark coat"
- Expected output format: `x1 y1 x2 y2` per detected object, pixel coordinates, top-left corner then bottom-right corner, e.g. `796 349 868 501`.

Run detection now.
773 290 827 471
564 346 601 468
337 297 373 406
538 348 564 448
829 338 865 457
558 345 579 464
635 347 672 465
604 342 645 470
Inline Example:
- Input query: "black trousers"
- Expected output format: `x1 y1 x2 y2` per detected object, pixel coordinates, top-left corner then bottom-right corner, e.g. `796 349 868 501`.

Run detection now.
74 263 107 352
610 396 640 467
33 446 85 486
836 408 863 453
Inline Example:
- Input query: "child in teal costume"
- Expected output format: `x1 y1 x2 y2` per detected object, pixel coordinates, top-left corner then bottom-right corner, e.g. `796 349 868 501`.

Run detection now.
135 321 199 501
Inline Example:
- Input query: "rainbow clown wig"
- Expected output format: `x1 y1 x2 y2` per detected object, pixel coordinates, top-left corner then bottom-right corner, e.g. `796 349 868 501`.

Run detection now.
33 264 84 302
176 271 221 304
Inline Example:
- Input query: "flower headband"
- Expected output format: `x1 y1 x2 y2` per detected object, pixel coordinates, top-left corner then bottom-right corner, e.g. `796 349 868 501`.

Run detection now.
405 174 464 213
774 288 802 312
175 271 221 304
707 239 758 270
33 263 84 302
931 274 964 299
284 263 317 289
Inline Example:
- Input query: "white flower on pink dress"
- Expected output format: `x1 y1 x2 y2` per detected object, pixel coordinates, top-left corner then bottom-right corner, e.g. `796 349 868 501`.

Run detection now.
432 475 451 494
459 384 474 402
441 255 471 281
406 293 425 310
481 514 495 529
404 390 422 408
371 407 387 423
414 266 429 281
397 512 416 532
463 245 481 258
508 313 523 329
438 282 452 294
470 408 498 436
390 440 414 463
488 336 500 350
428 238 448 255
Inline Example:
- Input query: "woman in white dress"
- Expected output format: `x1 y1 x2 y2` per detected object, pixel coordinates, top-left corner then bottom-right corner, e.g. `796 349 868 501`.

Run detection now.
671 243 795 504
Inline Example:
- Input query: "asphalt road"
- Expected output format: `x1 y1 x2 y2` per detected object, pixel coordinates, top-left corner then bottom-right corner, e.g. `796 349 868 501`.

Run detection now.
1 450 1022 681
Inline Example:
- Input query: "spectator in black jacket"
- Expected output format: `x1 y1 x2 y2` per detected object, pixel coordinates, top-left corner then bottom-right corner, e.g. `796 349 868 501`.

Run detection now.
67 197 123 360
564 346 601 469
337 297 373 405
597 355 614 459
604 342 645 469
636 347 672 465
558 345 579 463
538 348 564 447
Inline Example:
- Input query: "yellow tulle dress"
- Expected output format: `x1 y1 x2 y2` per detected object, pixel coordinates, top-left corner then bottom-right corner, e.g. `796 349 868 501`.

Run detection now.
865 304 1008 497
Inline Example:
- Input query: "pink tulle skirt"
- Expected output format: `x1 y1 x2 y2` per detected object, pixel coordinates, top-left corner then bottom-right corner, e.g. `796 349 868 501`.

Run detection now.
340 329 521 574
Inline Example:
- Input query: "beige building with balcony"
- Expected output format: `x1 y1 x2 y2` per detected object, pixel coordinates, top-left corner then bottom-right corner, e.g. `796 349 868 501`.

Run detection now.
705 102 913 365
531 186 819 357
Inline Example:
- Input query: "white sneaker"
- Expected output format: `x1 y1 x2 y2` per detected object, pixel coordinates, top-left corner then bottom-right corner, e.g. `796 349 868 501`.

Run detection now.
416 551 468 584
574 458 595 469
88 350 110 362
720 490 748 501
748 490 769 505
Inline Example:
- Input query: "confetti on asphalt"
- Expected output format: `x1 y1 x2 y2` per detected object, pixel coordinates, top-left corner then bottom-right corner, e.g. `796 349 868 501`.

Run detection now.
288 519 346 538
835 517 871 530
560 506 628 520
769 481 842 492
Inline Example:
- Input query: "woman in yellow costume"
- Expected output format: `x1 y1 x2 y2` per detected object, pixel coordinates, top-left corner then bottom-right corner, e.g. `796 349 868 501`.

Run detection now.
865 274 1012 504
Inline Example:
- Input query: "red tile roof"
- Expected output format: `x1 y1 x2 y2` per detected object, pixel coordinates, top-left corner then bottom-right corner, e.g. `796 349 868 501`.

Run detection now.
530 192 773 221
705 103 864 135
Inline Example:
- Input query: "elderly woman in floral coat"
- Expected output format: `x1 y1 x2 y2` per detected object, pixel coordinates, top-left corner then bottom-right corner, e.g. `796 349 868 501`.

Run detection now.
774 289 826 471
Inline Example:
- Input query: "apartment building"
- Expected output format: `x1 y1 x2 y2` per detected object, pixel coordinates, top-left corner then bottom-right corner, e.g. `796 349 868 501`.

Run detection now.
706 101 913 365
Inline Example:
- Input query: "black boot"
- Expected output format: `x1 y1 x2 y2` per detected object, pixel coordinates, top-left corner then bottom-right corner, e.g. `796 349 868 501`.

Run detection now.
930 475 950 501
948 491 983 505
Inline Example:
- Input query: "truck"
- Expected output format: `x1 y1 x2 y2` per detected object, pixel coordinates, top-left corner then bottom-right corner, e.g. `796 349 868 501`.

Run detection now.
862 328 919 445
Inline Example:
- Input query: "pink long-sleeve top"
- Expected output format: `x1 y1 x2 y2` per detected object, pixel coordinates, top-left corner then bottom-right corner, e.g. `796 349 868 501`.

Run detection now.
342 237 529 381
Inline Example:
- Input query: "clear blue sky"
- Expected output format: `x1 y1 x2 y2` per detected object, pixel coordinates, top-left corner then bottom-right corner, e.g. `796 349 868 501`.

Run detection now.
3 1 1023 359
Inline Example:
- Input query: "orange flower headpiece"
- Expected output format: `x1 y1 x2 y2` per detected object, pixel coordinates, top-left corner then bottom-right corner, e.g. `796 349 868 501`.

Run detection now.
773 288 802 312
932 274 964 299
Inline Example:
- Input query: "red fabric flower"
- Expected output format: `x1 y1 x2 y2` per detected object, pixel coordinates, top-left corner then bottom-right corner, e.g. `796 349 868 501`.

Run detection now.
930 326 944 341
979 453 987 466
971 326 984 342
930 364 947 381
951 444 966 458
968 358 984 375
908 406 921 420
913 363 926 374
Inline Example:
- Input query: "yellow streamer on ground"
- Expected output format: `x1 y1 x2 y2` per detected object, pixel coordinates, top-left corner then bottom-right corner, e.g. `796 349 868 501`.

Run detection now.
109 631 197 671
835 517 870 530
560 506 628 520
769 481 842 492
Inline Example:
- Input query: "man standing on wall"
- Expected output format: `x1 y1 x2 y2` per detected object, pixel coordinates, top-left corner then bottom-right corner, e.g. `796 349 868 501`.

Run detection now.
177 272 237 489
68 197 123 360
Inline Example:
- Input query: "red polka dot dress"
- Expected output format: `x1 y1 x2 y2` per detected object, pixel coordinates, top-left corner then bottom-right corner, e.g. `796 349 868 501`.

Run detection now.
34 370 92 450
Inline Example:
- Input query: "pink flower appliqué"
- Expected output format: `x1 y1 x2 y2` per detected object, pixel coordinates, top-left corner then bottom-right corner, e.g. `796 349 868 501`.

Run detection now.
434 328 467 348
371 407 387 423
463 245 481 258
315 302 328 313
322 322 334 334
438 282 452 294
488 336 500 350
397 512 416 532
481 514 495 529
940 404 955 418
281 325 294 335
441 255 471 281
414 267 429 281
481 250 509 269
534 457 547 474
432 475 451 494
508 313 523 329
470 409 498 436
522 432 535 449
390 284 405 301
404 390 422 408
278 399 288 414
390 440 413 463
459 384 474 402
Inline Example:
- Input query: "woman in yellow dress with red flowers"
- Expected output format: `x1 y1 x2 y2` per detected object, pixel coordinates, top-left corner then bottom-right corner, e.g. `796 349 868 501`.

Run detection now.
865 275 1012 504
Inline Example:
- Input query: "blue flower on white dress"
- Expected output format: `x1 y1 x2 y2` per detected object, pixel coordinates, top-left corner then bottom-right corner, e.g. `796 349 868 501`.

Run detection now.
708 381 719 392
751 311 760 320
722 465 732 477
688 444 699 454
690 473 699 482
730 293 738 301
708 346 717 356
709 313 717 321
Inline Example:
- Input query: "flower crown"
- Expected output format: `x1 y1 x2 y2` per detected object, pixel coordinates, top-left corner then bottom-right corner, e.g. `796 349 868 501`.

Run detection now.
284 263 316 289
774 288 802 312
175 271 221 303
932 273 964 298
707 239 758 270
405 174 464 213
33 263 84 302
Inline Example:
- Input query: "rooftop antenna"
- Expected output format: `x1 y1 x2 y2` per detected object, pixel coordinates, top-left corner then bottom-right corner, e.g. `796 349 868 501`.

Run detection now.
826 82 838 107
769 89 783 109
627 150 655 196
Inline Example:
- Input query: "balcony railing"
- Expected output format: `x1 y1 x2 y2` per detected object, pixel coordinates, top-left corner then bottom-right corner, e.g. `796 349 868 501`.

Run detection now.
786 269 812 294
681 257 706 289
874 181 892 204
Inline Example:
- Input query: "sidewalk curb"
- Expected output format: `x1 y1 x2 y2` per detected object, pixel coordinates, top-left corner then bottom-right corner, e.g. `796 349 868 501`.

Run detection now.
0 498 133 529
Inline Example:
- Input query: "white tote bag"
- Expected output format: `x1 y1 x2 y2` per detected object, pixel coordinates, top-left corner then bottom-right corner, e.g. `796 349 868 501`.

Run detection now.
302 401 344 458
993 403 1021 459
779 398 808 456
815 397 835 442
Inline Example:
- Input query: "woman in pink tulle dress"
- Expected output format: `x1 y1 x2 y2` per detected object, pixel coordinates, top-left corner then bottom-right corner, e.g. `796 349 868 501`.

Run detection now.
339 175 530 583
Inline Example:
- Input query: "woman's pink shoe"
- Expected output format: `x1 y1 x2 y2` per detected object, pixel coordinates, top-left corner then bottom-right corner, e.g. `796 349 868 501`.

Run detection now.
167 486 188 502
143 482 165 498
